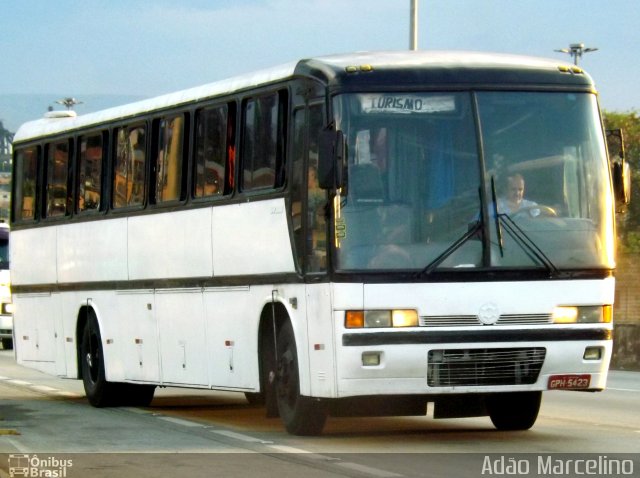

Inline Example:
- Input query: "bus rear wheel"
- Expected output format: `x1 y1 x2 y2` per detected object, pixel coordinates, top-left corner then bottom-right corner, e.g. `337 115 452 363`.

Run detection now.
486 391 542 431
80 313 121 407
275 321 327 436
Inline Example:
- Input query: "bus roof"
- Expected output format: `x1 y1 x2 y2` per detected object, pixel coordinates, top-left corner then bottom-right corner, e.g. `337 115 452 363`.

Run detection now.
14 51 592 144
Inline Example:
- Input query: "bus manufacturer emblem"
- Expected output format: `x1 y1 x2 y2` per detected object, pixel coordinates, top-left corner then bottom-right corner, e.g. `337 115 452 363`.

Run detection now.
478 303 500 325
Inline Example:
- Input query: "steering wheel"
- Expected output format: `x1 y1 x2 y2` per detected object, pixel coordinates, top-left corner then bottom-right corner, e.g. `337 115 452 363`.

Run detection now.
512 205 557 219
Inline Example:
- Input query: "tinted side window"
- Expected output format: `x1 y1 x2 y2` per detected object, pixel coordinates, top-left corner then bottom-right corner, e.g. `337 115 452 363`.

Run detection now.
78 133 103 213
241 91 287 191
46 140 70 217
155 115 185 203
13 146 39 222
113 125 146 208
194 105 227 198
306 104 327 272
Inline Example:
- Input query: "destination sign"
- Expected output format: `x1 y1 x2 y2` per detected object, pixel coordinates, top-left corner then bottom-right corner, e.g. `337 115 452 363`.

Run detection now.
359 94 455 114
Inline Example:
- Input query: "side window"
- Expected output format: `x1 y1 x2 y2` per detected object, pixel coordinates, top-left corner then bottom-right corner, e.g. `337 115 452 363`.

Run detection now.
306 105 327 272
290 104 327 273
113 124 146 208
241 90 287 192
78 133 104 213
194 104 232 198
46 140 71 218
13 146 39 222
291 109 305 268
155 115 185 203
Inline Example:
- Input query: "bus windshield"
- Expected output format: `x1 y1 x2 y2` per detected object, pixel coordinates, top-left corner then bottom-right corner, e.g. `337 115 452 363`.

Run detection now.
332 91 615 272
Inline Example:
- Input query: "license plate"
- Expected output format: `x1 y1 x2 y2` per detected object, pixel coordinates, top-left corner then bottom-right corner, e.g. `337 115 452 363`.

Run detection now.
548 374 591 390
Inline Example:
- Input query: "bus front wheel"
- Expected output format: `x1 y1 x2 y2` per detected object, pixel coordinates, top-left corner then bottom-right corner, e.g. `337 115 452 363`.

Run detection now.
275 321 327 436
80 313 121 407
120 383 156 407
486 391 542 431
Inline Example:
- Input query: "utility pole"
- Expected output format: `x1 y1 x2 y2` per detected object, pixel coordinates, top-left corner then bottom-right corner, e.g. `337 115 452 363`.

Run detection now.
554 43 598 66
410 0 418 51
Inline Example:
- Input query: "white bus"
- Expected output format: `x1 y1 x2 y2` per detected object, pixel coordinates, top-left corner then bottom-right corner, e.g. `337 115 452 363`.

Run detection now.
10 51 628 435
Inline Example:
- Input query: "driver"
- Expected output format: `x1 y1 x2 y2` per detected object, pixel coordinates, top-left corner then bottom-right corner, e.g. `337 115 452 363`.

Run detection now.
497 173 537 214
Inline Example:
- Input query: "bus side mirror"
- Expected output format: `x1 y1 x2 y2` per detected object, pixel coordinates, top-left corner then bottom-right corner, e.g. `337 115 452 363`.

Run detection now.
318 128 346 190
612 160 631 205
606 128 631 206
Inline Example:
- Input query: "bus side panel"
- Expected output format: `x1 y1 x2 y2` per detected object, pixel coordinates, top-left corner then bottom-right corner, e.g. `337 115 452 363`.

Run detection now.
128 209 213 281
155 289 208 386
304 283 338 398
211 198 295 276
13 292 61 375
60 292 79 379
11 228 57 286
114 290 160 383
57 219 128 283
204 286 258 390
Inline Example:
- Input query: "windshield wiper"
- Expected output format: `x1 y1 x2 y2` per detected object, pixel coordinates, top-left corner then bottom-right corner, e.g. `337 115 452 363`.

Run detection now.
490 176 504 258
496 213 559 276
415 215 483 278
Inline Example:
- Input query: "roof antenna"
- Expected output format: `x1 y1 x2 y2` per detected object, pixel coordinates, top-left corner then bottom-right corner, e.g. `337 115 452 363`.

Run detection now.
56 97 84 110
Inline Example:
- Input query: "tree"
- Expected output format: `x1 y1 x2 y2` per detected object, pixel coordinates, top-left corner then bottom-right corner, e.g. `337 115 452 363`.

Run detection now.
603 110 640 252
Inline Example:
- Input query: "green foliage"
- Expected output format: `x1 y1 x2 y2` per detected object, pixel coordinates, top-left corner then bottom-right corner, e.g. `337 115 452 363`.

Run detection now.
603 110 640 252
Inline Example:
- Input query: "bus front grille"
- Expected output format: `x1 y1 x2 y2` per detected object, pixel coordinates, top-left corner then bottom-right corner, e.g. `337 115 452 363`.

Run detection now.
427 347 546 387
420 314 551 327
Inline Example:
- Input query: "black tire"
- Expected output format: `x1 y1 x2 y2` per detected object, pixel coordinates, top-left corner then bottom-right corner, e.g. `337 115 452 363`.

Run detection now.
260 323 279 418
487 391 542 431
1 338 12 350
244 392 265 406
275 321 327 436
80 312 121 407
121 383 156 407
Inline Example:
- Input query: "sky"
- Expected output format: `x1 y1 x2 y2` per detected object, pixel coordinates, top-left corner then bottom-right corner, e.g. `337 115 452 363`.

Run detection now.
1 0 639 129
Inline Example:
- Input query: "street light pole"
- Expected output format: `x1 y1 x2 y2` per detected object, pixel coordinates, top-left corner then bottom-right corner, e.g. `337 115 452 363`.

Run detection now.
554 43 598 66
410 0 418 51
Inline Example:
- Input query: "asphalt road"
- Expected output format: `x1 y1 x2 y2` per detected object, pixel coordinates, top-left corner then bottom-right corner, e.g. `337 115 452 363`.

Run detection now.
0 350 638 477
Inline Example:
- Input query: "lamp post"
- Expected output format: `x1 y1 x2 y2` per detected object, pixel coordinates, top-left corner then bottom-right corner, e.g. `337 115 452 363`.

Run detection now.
410 0 418 50
554 43 598 66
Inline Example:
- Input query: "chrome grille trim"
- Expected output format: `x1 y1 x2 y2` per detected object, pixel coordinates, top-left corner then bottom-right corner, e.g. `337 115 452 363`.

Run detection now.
420 314 551 327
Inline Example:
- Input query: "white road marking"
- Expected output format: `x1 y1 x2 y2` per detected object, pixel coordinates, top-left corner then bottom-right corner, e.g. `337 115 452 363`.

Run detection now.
267 444 313 454
155 416 206 427
336 461 404 477
211 429 272 444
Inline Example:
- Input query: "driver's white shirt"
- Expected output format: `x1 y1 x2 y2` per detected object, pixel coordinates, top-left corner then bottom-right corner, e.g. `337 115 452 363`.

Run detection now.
497 198 537 214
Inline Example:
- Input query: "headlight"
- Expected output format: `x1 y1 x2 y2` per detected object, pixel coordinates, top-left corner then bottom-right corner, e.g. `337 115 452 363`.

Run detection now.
1 302 13 314
552 305 611 324
345 309 418 328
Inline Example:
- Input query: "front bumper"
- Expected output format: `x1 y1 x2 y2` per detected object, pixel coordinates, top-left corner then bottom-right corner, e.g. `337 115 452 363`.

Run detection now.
336 327 612 396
